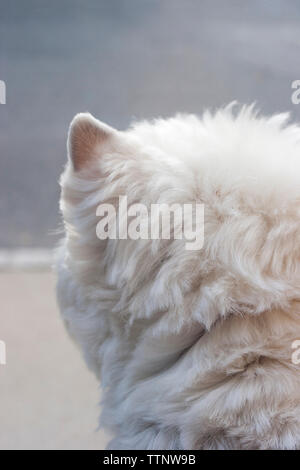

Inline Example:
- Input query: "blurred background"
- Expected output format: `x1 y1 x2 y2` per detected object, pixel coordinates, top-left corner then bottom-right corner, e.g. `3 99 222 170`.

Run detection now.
1 0 300 449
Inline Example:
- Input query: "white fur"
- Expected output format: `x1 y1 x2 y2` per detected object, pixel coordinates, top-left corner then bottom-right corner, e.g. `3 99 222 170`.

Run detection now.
56 105 300 449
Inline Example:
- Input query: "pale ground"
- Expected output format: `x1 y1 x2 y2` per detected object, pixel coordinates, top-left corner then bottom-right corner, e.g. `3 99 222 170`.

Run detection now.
0 271 110 450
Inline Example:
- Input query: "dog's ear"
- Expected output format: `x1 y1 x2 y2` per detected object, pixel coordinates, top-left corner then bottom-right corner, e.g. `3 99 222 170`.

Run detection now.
68 113 118 171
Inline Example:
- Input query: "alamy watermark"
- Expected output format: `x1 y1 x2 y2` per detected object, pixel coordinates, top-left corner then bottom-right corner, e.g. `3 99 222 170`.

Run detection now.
96 196 205 250
291 80 300 104
0 340 6 365
291 340 300 365
0 80 6 104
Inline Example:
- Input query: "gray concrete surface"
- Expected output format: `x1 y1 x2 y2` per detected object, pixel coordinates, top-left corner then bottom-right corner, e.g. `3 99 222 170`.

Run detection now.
0 271 109 449
1 0 300 247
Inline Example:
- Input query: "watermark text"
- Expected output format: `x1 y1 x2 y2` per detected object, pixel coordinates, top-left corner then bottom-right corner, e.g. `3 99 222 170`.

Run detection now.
96 196 205 250
291 80 300 104
291 340 300 365
0 80 6 104
0 340 6 365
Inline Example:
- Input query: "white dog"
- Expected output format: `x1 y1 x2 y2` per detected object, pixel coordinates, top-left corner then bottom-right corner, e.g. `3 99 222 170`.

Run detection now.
56 105 300 449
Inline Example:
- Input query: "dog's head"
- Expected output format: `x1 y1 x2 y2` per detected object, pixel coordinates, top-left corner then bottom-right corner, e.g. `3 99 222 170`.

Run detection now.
59 107 300 331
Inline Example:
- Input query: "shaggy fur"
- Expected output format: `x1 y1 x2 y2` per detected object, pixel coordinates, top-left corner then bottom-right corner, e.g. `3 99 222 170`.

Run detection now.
56 104 300 449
